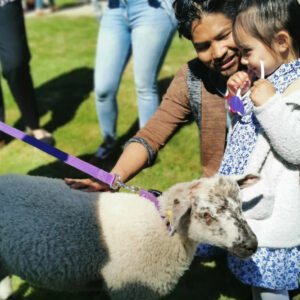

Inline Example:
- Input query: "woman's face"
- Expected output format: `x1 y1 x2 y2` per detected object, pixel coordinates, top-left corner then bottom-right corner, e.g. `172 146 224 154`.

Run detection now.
191 13 240 77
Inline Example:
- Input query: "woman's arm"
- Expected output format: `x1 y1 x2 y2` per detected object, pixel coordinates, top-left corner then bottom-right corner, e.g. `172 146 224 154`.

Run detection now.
65 64 192 191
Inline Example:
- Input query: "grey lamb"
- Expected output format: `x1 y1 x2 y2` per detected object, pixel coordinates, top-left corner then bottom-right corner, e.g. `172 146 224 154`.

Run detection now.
0 173 258 300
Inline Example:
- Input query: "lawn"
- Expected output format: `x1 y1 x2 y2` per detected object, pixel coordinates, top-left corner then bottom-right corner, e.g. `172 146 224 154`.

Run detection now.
0 10 299 300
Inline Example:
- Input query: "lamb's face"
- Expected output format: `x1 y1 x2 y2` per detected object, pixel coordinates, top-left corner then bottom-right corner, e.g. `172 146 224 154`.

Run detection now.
164 174 258 259
188 175 257 258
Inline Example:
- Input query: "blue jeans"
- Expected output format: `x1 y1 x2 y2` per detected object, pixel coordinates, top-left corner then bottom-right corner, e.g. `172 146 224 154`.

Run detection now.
94 0 177 143
35 0 55 9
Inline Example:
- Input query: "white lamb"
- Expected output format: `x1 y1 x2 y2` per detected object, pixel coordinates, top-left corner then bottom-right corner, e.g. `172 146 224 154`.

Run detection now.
0 173 258 300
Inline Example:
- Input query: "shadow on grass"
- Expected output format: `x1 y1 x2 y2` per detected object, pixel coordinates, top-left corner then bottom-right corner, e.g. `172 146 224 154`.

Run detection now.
27 75 174 177
11 255 252 300
37 66 94 133
12 281 108 300
291 289 300 300
1 67 93 148
164 255 251 300
10 256 300 300
13 67 93 134
164 255 300 300
26 120 138 178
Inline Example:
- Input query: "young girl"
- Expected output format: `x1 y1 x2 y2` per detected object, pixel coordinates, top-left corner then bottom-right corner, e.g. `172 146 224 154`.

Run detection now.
221 0 300 299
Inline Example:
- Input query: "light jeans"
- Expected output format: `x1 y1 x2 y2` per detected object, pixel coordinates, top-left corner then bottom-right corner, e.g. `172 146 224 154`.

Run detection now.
35 0 55 9
94 0 177 143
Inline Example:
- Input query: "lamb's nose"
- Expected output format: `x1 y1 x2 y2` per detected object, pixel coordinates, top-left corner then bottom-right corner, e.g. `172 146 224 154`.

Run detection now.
246 237 258 254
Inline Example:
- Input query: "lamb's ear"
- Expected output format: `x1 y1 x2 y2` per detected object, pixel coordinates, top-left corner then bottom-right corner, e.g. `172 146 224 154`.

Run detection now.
162 182 192 236
234 173 260 189
169 197 191 236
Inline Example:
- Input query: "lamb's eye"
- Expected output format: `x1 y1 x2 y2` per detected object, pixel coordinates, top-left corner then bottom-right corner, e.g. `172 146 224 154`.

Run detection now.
203 212 211 219
174 198 180 205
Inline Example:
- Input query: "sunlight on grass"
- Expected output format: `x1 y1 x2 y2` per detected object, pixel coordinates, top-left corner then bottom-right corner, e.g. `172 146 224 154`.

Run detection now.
201 261 216 268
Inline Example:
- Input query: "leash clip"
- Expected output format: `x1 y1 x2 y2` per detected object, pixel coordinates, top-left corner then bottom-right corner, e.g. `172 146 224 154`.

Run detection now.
111 174 140 193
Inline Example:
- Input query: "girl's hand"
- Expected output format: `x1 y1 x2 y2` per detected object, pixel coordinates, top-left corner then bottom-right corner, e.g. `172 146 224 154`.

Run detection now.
250 79 276 106
64 177 117 192
227 71 251 95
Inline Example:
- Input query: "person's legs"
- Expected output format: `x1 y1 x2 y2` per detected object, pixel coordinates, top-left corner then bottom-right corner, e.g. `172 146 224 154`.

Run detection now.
35 0 43 10
0 1 54 144
94 3 131 146
130 0 177 128
0 0 39 130
49 0 56 11
252 287 290 300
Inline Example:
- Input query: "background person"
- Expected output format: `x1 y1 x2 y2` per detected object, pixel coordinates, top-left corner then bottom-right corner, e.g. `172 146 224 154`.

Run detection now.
0 0 54 146
65 0 241 189
90 0 178 163
35 0 56 16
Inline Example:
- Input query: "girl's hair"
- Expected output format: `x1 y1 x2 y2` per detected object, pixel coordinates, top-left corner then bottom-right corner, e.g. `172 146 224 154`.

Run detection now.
173 0 242 40
233 0 300 55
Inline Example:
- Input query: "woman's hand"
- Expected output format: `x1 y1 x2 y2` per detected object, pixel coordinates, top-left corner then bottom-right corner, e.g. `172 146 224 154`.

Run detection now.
64 142 148 193
64 177 116 192
227 71 251 95
250 79 276 106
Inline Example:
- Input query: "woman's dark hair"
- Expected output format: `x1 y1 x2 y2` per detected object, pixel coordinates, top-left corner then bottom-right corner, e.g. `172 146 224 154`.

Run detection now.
233 0 300 56
173 0 242 40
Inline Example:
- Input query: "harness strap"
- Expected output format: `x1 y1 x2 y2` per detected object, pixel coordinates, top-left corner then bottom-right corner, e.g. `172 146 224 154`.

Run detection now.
141 189 172 232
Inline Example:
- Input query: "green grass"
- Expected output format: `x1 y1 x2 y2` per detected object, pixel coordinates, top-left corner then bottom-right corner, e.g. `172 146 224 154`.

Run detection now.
0 15 299 300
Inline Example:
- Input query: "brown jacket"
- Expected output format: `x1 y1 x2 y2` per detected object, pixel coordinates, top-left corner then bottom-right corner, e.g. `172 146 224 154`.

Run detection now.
134 59 227 177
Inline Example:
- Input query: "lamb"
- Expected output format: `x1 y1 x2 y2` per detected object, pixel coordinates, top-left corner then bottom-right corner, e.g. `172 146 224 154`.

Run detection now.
0 173 258 300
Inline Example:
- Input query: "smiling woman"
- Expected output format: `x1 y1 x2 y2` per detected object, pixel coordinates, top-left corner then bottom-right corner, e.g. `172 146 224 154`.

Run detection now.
65 0 242 191
191 13 240 76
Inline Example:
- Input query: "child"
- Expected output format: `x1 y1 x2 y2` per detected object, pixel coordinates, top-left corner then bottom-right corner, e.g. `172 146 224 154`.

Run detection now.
221 0 300 299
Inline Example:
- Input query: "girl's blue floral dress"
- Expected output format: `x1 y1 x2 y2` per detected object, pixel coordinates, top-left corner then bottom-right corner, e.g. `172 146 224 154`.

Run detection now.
197 59 300 290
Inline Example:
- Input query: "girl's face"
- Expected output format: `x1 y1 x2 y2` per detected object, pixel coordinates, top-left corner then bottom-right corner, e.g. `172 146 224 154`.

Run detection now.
235 27 283 77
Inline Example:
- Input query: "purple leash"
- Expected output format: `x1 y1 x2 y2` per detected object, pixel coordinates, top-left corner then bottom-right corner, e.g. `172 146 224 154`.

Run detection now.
0 121 170 229
0 121 116 187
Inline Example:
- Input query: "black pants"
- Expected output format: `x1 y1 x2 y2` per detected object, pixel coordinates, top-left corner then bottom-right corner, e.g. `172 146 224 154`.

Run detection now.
0 0 39 139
